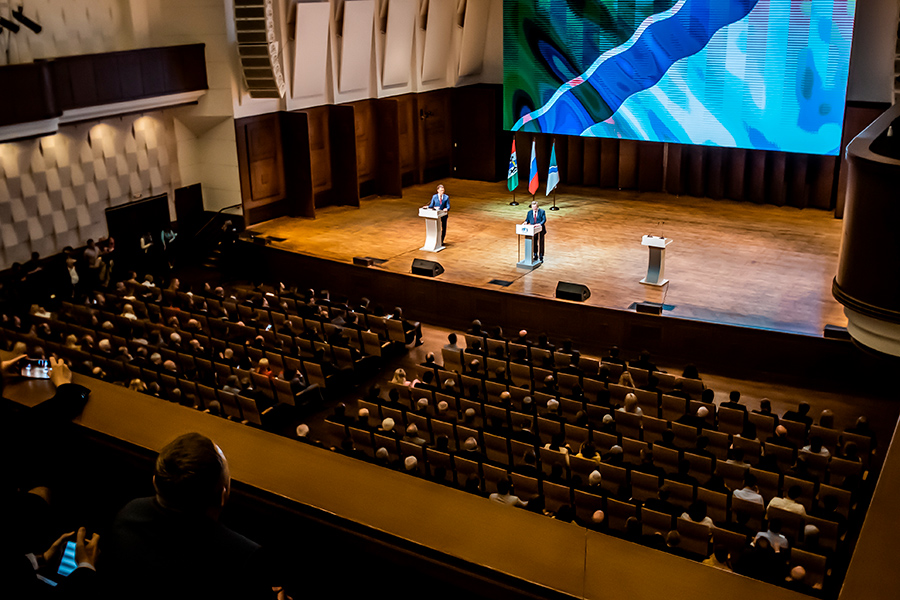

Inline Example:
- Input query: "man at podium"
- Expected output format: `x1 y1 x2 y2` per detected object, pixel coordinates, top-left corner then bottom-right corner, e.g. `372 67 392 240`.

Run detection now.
426 184 450 245
523 200 547 261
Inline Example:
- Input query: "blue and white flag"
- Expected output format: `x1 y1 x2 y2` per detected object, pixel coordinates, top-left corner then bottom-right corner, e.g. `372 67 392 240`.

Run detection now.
546 141 559 196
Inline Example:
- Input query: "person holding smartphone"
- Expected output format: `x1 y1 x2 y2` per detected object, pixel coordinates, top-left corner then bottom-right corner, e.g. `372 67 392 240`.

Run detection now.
2 355 97 597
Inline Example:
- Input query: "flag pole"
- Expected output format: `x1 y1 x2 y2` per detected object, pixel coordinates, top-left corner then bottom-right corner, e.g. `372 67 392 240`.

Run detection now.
510 190 518 206
550 189 559 211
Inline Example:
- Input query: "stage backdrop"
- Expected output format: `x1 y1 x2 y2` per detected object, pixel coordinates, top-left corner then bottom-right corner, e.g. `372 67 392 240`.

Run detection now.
503 0 857 156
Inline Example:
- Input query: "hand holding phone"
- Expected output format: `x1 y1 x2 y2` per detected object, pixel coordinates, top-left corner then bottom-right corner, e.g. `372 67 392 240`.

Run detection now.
20 358 51 379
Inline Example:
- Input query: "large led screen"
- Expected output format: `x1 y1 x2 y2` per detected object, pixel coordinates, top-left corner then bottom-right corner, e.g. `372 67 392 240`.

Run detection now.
504 0 857 155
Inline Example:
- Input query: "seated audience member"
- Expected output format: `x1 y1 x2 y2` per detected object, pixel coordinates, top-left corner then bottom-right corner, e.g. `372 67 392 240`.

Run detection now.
702 544 733 572
102 433 290 600
754 519 789 553
816 409 834 429
767 485 806 517
458 437 484 462
751 398 779 427
643 487 681 518
735 536 782 583
629 350 658 373
489 479 528 508
617 371 635 388
801 436 830 458
681 500 713 532
390 307 423 346
720 390 747 412
676 406 710 432
604 345 625 365
681 364 701 380
403 424 428 447
618 393 643 416
766 425 797 452
782 401 813 429
844 415 877 450
733 473 764 507
443 333 462 351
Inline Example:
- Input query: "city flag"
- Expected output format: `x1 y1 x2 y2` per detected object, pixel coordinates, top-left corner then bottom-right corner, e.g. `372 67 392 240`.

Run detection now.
546 141 559 196
507 140 518 191
527 140 539 195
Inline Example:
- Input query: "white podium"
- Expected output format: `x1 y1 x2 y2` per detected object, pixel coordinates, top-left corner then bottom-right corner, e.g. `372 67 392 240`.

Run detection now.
419 208 447 252
640 235 672 286
516 223 543 269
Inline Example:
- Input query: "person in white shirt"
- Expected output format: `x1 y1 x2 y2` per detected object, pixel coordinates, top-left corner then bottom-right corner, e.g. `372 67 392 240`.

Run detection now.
766 485 807 517
732 472 765 506
489 479 528 508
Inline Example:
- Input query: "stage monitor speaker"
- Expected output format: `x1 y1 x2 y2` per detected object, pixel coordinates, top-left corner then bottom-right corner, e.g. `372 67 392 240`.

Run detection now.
556 281 591 302
412 259 444 277
635 302 663 315
353 256 373 267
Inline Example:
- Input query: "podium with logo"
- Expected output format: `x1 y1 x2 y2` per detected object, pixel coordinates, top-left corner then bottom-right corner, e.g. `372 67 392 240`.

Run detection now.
516 224 543 269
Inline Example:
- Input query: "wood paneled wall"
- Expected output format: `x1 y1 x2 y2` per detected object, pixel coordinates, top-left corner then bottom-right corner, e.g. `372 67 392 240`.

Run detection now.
236 84 866 227
536 135 840 209
235 112 287 226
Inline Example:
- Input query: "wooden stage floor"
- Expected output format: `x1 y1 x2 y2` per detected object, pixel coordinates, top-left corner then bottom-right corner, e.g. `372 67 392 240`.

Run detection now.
251 180 847 337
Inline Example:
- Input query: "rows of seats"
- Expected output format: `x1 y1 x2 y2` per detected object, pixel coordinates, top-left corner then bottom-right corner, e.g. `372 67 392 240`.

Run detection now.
324 334 874 595
1 280 421 429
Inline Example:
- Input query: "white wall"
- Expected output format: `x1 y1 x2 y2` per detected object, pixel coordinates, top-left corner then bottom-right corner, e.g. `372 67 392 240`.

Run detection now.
0 0 136 65
0 113 181 268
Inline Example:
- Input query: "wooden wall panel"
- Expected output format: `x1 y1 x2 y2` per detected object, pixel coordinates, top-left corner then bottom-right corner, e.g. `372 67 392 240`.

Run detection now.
706 147 724 199
351 99 379 188
617 140 637 190
725 149 746 201
375 99 403 197
767 153 787 206
330 105 361 207
451 85 502 181
787 154 809 209
304 106 333 200
665 144 684 196
599 138 618 188
235 113 286 226
566 137 584 185
685 145 705 198
810 156 837 210
637 142 664 192
280 111 316 218
582 138 601 186
417 89 452 182
746 150 767 204
396 95 418 184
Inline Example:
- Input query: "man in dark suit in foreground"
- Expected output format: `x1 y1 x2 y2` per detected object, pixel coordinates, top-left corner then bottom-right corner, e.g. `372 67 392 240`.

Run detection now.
102 433 290 600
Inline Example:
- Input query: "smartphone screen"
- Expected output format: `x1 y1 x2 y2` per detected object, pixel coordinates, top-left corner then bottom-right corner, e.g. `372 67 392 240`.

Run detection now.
20 358 51 379
57 540 78 576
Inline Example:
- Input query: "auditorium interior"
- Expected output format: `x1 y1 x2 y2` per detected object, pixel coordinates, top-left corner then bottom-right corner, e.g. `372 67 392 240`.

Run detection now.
2 1 900 599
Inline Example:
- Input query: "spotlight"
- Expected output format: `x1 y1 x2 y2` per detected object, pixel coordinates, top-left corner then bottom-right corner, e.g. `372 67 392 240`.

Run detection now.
13 6 42 34
0 16 20 33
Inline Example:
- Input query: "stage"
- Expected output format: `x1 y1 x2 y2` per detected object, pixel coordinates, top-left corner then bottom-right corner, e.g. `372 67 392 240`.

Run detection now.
250 179 846 337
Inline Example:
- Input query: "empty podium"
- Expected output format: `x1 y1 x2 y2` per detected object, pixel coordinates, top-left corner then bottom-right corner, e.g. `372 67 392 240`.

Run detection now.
516 224 543 269
640 235 672 286
419 208 447 252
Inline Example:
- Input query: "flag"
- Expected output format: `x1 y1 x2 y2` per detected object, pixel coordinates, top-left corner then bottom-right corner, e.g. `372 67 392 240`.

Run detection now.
507 140 518 191
546 141 559 196
527 140 539 195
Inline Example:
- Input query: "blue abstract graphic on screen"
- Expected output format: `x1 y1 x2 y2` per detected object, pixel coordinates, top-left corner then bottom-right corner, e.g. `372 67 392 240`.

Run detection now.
503 0 857 156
